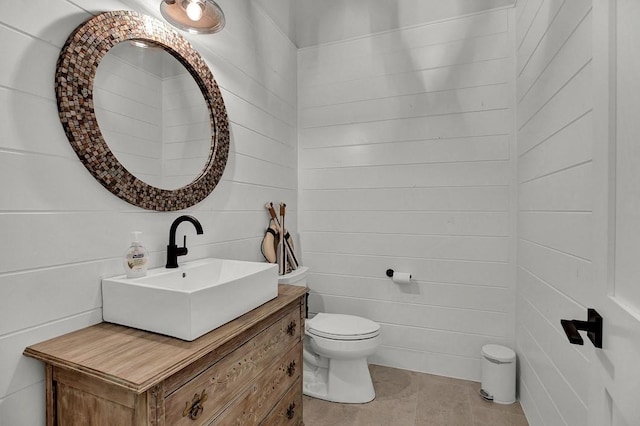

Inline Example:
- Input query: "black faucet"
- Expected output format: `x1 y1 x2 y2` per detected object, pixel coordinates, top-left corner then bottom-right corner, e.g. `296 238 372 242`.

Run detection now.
166 215 204 268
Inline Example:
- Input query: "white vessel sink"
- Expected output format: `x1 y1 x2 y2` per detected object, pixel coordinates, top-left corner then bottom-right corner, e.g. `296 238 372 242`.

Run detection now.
102 258 278 341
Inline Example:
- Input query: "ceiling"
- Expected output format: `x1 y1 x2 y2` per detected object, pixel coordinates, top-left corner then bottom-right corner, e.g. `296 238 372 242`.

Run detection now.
254 0 517 48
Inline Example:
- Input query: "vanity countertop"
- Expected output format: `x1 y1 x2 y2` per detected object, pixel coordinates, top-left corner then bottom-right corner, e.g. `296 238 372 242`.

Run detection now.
24 284 308 394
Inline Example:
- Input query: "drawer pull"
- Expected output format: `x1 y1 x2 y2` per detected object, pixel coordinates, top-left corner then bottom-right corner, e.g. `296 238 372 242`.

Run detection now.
182 389 208 420
286 402 296 420
286 321 297 336
286 360 296 377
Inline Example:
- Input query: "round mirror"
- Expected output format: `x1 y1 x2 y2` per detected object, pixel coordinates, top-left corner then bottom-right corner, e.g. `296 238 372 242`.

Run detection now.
55 11 229 211
94 42 211 190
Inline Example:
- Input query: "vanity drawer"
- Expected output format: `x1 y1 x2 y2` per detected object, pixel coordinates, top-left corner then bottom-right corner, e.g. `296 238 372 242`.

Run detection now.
164 308 301 425
260 377 303 426
209 343 302 425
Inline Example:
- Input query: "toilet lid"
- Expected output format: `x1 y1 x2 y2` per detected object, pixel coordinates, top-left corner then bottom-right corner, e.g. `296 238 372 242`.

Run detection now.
307 313 380 340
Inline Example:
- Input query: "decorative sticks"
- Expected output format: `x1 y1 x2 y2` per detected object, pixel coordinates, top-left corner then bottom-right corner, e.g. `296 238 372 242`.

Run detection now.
263 202 299 274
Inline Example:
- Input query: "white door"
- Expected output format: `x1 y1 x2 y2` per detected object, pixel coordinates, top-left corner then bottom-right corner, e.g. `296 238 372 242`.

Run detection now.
590 1 640 424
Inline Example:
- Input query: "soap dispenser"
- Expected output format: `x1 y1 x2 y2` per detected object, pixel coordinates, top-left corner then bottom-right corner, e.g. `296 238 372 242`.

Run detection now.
123 231 149 278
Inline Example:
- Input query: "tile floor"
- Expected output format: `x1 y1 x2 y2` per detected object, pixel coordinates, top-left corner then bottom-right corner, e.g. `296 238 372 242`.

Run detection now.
303 365 528 426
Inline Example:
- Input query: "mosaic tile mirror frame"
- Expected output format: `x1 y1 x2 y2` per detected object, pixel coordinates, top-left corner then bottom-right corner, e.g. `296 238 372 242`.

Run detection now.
55 10 229 211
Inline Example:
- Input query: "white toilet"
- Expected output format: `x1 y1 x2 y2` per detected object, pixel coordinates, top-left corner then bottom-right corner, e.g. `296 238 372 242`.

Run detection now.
278 266 381 404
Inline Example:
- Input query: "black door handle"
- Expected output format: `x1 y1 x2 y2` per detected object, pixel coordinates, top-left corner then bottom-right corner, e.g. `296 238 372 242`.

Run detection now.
561 308 603 349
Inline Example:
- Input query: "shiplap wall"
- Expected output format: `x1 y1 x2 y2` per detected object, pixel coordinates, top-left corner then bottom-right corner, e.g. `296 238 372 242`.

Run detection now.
515 0 593 424
0 0 296 423
298 9 516 380
292 0 516 48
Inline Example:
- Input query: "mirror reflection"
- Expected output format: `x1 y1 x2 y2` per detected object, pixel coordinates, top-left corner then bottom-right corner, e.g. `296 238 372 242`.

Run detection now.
93 41 211 190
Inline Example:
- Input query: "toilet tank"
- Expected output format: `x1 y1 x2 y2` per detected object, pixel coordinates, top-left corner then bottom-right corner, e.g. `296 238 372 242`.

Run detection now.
278 266 308 286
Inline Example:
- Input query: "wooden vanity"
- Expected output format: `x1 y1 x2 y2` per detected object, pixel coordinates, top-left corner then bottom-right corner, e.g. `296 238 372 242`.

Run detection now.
24 284 307 426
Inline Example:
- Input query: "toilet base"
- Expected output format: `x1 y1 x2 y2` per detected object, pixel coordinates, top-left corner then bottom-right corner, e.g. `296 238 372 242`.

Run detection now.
303 356 375 403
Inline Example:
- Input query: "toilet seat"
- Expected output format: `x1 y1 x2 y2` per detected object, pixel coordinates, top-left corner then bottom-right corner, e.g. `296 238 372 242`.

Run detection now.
307 313 380 341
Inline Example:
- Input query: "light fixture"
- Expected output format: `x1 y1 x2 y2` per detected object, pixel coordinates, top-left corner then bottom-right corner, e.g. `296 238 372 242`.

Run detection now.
185 1 203 21
160 0 225 34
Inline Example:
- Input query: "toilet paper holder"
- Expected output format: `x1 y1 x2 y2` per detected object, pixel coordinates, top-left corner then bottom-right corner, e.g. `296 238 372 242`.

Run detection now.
385 269 411 281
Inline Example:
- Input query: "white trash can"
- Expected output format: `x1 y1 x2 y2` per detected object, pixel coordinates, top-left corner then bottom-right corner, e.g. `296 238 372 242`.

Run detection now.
480 344 516 404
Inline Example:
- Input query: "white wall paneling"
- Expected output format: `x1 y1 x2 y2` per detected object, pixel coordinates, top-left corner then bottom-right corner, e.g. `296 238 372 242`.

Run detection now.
301 210 509 236
305 253 511 288
516 1 592 98
298 7 516 380
515 0 593 423
293 0 516 48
